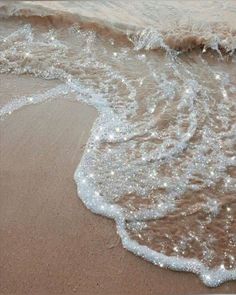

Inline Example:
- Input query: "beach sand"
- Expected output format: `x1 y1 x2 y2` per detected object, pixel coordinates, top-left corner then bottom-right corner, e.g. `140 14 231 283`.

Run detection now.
1 74 236 294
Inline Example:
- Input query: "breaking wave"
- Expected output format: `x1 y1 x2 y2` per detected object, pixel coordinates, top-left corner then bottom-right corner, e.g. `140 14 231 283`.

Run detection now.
1 1 236 53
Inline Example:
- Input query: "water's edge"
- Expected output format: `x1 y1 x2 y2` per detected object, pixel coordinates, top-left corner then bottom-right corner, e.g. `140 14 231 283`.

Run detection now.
0 0 236 288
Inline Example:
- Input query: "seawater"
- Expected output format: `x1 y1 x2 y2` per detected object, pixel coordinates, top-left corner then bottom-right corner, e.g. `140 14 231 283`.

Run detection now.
0 0 236 287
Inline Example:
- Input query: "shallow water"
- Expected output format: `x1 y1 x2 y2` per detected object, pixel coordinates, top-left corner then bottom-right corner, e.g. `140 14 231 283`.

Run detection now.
0 0 236 287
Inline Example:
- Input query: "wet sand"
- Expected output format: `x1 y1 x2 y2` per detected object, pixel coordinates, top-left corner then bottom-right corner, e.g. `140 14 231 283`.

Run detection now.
0 74 236 294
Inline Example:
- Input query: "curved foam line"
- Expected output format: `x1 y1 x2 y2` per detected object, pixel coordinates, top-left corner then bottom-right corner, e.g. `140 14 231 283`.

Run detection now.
1 78 235 287
0 84 71 118
74 114 236 288
1 17 235 287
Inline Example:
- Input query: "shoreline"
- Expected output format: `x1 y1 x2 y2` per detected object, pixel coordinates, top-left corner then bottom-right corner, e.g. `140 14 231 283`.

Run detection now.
1 74 236 294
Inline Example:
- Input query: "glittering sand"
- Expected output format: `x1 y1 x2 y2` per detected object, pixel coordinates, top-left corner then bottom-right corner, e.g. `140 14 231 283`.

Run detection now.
0 74 236 294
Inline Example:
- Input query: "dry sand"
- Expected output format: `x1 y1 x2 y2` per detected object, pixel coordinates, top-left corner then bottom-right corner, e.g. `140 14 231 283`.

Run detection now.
0 74 236 294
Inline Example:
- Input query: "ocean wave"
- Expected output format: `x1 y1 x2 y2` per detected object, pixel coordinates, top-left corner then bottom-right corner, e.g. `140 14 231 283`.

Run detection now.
1 1 236 54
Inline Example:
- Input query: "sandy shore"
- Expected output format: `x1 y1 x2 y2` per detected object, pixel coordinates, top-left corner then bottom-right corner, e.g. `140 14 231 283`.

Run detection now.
0 74 236 294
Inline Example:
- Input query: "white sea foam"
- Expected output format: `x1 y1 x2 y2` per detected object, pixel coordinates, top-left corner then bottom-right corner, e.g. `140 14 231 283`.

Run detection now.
0 84 72 118
0 7 236 287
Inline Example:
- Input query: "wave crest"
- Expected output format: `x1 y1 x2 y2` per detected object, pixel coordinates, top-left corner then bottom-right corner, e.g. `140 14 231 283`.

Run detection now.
1 1 236 54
